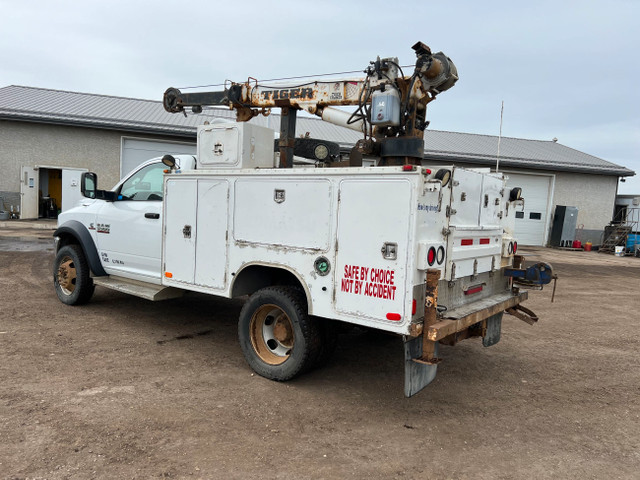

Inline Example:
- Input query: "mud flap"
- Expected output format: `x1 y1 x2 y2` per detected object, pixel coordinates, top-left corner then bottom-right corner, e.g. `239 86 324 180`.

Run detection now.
404 336 439 397
482 312 503 347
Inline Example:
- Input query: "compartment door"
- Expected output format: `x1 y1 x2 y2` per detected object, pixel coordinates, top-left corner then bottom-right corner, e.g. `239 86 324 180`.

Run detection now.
334 179 412 323
194 179 229 289
164 178 197 284
449 168 483 227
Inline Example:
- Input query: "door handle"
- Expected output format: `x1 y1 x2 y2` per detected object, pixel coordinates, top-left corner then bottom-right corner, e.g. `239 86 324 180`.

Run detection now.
145 212 160 219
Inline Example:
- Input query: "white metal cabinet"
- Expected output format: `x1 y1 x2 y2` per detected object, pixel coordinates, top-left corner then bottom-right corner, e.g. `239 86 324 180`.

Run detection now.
163 178 230 290
194 179 229 289
233 179 332 251
163 178 198 284
333 178 412 324
449 168 483 227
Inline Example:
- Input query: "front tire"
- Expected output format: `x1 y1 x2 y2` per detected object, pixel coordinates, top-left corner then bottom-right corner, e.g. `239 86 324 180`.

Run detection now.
238 286 320 381
53 244 95 305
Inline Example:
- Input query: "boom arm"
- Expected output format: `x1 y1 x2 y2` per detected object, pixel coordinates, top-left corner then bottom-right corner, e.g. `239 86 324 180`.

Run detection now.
163 41 459 167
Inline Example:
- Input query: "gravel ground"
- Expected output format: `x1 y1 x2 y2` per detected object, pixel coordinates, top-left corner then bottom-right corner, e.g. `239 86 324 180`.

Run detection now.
1 229 639 479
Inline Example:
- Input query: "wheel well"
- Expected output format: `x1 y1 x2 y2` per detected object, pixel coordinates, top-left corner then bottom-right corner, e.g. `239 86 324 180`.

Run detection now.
54 221 107 277
231 265 311 311
57 232 81 249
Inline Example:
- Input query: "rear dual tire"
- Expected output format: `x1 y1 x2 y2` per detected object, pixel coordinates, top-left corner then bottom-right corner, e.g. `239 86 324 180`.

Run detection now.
238 286 337 381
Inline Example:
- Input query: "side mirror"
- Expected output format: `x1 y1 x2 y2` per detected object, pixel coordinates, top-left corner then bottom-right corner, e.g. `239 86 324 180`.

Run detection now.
80 172 117 202
81 172 97 199
162 154 176 169
509 187 523 202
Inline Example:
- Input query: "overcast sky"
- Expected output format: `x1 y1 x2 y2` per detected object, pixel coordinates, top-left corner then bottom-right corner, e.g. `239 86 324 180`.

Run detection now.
2 0 639 193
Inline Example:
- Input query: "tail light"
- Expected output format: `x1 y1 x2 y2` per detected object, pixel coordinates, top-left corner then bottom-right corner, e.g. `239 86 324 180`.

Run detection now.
427 246 436 266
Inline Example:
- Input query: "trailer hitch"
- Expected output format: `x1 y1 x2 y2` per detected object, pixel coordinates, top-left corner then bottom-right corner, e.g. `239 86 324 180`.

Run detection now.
505 304 538 325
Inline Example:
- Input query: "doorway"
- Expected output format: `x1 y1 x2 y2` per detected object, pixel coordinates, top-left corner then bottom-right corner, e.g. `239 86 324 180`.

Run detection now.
20 166 88 219
39 168 62 218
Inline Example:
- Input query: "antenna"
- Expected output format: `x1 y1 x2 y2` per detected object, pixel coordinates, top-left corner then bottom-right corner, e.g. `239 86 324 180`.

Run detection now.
496 101 504 172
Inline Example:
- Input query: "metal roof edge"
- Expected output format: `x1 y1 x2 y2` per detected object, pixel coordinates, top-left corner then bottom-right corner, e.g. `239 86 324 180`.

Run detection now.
422 152 635 177
0 113 196 139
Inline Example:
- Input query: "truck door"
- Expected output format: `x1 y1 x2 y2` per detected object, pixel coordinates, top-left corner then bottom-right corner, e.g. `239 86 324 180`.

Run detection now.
334 178 411 325
94 162 165 281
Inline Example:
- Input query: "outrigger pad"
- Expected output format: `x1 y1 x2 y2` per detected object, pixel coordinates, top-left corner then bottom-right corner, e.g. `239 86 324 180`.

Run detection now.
404 336 439 397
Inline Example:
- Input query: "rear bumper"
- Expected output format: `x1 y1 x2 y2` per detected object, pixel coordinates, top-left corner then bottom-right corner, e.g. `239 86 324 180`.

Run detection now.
427 290 528 341
404 284 531 398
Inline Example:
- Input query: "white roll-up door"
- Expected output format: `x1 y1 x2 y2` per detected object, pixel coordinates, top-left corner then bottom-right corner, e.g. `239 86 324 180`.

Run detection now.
121 138 196 178
504 172 554 246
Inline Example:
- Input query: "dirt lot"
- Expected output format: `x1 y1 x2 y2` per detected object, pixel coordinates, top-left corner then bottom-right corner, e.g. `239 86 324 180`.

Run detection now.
1 227 639 479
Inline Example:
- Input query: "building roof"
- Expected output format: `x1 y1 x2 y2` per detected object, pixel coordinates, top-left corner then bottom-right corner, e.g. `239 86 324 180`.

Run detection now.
0 85 634 177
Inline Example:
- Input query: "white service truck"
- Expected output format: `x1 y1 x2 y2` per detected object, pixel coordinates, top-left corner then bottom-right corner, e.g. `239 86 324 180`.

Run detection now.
53 43 553 396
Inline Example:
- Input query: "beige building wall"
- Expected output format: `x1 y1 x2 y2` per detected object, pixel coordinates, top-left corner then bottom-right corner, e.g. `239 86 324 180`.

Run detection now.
552 172 617 231
1 121 122 193
0 120 192 212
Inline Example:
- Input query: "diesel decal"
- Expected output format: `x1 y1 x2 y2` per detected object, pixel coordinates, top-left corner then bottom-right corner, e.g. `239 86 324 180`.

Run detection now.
261 88 314 102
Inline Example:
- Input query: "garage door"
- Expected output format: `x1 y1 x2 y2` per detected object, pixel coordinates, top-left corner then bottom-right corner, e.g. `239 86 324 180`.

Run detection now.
121 138 196 178
505 172 554 246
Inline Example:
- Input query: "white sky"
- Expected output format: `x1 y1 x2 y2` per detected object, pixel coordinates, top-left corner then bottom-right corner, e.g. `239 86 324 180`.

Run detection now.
2 0 639 193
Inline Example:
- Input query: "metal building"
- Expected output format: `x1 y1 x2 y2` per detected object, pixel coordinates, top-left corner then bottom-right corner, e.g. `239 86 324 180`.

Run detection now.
0 85 634 245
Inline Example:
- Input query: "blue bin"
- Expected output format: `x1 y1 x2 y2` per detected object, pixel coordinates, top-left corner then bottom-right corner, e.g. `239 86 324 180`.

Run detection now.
627 233 640 250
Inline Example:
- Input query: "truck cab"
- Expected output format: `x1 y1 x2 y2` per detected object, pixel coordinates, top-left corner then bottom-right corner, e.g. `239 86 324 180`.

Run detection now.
55 155 196 284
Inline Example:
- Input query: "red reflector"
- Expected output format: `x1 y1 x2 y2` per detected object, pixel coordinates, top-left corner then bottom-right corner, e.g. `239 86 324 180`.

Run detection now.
427 246 436 266
480 238 490 245
461 239 473 246
464 285 483 295
386 313 402 321
424 168 432 174
513 242 518 254
402 165 415 171
412 299 416 315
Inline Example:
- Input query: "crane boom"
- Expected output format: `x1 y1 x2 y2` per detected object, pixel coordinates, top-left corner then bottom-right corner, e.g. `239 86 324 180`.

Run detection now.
163 41 458 167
